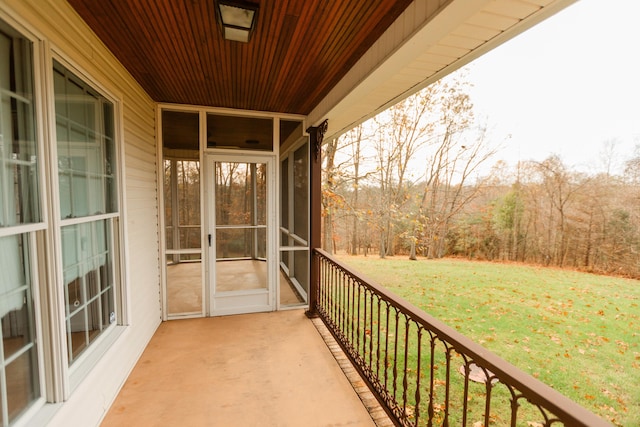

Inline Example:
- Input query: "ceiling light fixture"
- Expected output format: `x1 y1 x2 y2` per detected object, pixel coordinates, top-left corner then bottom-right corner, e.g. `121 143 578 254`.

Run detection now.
216 0 258 43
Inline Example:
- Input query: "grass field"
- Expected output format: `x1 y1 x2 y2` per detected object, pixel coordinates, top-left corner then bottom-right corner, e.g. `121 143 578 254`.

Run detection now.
334 254 640 426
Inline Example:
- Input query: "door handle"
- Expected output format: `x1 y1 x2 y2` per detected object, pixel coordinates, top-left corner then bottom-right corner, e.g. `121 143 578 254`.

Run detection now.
208 234 212 247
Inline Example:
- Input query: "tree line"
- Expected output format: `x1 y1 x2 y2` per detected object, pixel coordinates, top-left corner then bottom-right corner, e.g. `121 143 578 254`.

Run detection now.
322 76 640 278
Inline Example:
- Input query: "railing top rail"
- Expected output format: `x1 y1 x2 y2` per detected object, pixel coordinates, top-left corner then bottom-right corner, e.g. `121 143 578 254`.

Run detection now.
314 248 613 427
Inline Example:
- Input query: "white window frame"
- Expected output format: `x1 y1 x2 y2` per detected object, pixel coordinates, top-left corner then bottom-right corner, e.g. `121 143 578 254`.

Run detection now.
0 13 49 424
45 52 129 397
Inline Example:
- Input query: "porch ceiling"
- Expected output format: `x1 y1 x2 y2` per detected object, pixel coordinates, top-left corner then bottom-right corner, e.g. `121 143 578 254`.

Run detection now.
66 0 414 114
68 0 575 139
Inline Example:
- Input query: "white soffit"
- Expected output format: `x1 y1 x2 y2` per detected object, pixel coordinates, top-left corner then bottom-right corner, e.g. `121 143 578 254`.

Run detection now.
309 0 577 141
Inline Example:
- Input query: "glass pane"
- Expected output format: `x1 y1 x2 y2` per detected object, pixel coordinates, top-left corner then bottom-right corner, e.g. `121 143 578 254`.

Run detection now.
281 251 289 269
61 220 115 365
0 20 40 227
216 227 266 259
164 159 201 251
166 256 202 315
165 226 174 250
177 160 200 227
68 309 87 360
54 60 116 219
280 120 303 148
0 232 40 422
177 160 201 250
214 159 269 294
279 249 308 306
0 235 27 321
86 269 100 301
255 164 267 225
65 277 83 317
280 157 288 229
256 227 266 259
293 250 309 295
6 347 38 424
162 110 199 151
207 114 273 151
2 291 30 361
215 162 266 226
293 143 308 240
163 159 172 236
101 284 115 326
86 297 102 345
216 259 267 291
179 226 201 249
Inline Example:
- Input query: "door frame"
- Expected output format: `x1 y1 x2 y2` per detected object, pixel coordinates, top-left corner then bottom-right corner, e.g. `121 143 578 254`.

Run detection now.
205 152 277 316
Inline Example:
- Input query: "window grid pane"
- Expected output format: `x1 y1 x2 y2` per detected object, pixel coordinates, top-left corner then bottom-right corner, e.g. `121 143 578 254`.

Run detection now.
0 234 40 424
293 144 308 241
62 220 115 365
0 25 40 228
54 61 117 220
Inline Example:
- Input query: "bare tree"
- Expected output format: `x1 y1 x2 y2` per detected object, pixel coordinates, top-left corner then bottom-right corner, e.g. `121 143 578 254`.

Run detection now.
346 125 364 255
414 74 498 259
322 138 339 253
370 86 436 257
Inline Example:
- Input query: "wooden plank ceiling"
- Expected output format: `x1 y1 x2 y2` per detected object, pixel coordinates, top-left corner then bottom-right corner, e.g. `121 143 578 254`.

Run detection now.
67 0 414 115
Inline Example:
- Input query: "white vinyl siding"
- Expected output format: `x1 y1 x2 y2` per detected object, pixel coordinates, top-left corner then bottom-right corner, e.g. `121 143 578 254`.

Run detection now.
0 0 161 426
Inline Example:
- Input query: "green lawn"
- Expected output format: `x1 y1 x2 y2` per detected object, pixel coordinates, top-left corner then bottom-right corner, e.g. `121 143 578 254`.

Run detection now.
334 254 640 427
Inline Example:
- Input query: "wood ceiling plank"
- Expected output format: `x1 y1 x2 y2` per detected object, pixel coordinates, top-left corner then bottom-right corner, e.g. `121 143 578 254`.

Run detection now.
67 0 415 114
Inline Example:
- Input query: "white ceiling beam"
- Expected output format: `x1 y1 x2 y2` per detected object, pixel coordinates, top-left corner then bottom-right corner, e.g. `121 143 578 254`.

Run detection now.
309 0 577 142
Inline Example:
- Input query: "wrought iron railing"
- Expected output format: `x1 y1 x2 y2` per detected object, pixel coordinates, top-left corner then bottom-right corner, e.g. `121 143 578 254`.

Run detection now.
313 249 612 427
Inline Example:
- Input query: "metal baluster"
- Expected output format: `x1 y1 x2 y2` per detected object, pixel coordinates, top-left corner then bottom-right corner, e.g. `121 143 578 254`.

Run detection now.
368 290 374 371
350 276 356 356
483 366 493 427
383 301 391 393
510 392 520 427
375 297 382 382
337 267 343 337
318 255 324 314
427 334 436 427
414 327 423 426
461 359 470 427
402 316 410 421
356 283 362 362
393 309 400 405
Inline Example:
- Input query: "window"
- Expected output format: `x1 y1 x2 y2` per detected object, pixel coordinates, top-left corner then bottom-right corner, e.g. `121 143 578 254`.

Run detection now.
161 110 203 317
53 60 119 365
279 130 309 306
0 15 126 426
0 18 43 425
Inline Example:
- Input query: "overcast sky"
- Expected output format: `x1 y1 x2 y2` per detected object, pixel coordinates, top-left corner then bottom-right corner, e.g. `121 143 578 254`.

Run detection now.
464 0 640 174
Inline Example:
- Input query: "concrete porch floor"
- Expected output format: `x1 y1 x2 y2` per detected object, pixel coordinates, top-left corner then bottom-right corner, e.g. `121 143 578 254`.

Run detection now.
101 310 386 426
